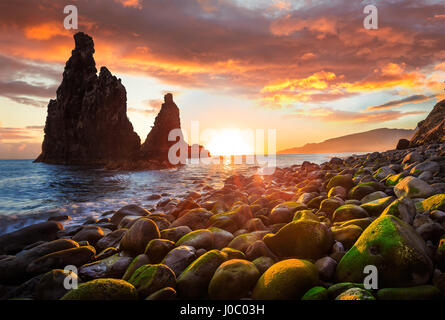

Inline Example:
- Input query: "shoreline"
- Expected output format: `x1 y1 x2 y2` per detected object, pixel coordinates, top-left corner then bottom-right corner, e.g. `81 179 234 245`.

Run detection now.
0 144 444 300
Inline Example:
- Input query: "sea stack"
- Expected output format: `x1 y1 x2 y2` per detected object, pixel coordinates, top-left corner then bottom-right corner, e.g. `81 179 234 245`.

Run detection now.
35 32 140 165
139 93 187 162
410 99 445 146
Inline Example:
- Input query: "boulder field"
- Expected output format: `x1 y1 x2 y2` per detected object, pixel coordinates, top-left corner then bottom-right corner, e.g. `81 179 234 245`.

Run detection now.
1 142 445 300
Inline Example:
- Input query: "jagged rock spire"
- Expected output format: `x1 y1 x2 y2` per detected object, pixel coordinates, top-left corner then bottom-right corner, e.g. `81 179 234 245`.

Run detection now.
35 32 141 165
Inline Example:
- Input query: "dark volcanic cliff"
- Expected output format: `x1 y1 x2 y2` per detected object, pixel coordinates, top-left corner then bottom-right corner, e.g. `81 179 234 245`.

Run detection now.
35 32 140 165
410 99 445 146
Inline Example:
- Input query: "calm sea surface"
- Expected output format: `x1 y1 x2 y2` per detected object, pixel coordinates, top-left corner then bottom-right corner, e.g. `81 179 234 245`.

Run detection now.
0 153 362 235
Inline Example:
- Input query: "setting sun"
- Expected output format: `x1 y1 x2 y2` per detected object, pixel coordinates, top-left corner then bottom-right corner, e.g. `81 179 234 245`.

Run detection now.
204 128 255 156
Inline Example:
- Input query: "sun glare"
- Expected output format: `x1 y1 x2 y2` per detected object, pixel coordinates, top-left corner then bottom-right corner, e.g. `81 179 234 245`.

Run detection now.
205 128 254 156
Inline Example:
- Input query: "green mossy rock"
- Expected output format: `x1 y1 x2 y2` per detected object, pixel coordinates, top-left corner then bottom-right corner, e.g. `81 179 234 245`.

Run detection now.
385 173 407 187
252 259 319 300
327 174 354 191
436 237 445 270
335 287 375 300
270 202 307 224
128 264 176 298
301 286 328 300
263 220 333 259
208 259 260 300
336 215 433 287
332 205 369 223
176 229 214 250
176 250 227 299
416 194 445 213
360 196 395 216
61 278 137 300
376 285 442 300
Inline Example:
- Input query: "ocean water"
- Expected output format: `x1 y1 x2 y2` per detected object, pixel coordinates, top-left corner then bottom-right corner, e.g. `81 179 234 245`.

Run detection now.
0 153 361 235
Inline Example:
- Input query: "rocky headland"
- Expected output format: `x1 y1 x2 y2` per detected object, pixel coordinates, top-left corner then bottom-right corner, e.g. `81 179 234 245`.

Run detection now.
36 32 208 169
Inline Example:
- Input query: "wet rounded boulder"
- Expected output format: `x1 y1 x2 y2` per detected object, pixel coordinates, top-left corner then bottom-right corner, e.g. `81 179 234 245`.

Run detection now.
61 278 137 300
263 220 333 259
252 259 319 300
119 218 160 254
208 259 260 300
176 250 227 299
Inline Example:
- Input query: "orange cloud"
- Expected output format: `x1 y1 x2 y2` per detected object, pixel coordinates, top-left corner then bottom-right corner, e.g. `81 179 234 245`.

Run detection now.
115 0 143 9
24 23 70 40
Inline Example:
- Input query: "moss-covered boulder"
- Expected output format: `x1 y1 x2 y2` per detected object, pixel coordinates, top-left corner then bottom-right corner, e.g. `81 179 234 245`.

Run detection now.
327 174 354 191
176 229 214 250
416 194 445 213
208 259 260 299
128 264 176 298
376 285 442 300
336 215 433 287
335 287 375 300
61 278 137 300
301 286 328 300
385 173 407 187
394 176 434 199
360 196 395 216
269 202 307 224
380 197 416 225
252 259 318 300
176 250 227 299
263 220 333 259
332 205 369 223
119 218 160 254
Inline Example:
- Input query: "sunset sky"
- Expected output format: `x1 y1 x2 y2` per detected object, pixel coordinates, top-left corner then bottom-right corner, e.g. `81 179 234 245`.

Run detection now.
0 0 445 159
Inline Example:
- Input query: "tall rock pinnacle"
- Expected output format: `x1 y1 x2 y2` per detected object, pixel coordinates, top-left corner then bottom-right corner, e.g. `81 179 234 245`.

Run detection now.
140 93 187 162
35 32 141 164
